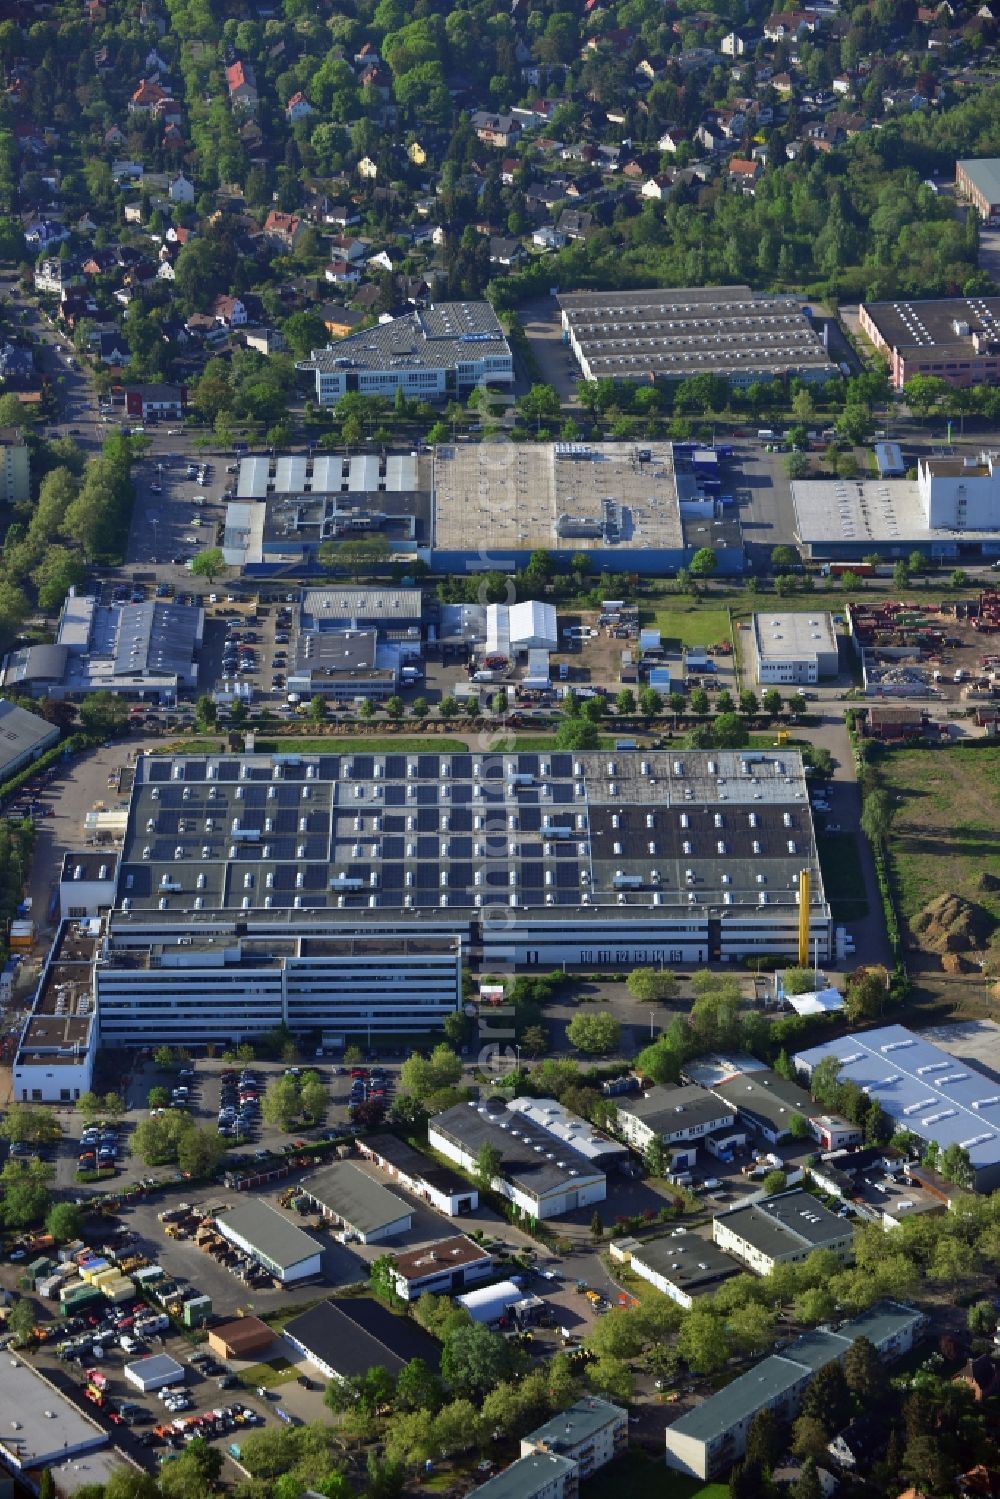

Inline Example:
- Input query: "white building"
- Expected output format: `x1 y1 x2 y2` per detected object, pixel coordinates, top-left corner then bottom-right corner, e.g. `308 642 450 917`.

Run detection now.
389 1236 493 1300
216 1201 322 1283
298 1161 412 1243
429 1099 607 1221
485 600 559 658
357 1134 479 1216
520 1397 628 1474
465 1451 577 1499
0 698 59 780
752 612 839 685
712 1190 854 1275
615 1084 735 1154
13 919 99 1104
59 851 118 918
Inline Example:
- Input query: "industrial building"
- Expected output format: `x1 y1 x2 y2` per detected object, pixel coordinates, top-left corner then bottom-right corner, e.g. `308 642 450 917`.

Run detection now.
300 301 513 405
794 1024 1000 1192
298 1160 413 1243
558 286 836 387
710 1067 817 1143
429 1097 607 1220
388 1236 494 1300
485 601 558 658
286 630 397 702
215 1200 323 1283
505 1095 627 1169
615 1084 736 1156
0 1350 111 1474
457 1279 541 1325
284 1297 441 1381
629 1229 741 1307
520 1398 628 1476
664 1303 924 1479
712 1189 854 1275
751 612 839 685
357 1134 479 1216
59 851 118 918
0 697 59 782
13 919 100 1103
859 295 1000 390
957 158 1000 221
2 590 203 702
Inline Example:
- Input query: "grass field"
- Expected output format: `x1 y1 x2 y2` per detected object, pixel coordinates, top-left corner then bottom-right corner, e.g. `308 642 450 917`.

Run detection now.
237 1356 296 1389
586 1452 716 1499
650 605 732 649
880 745 1000 925
816 832 870 923
245 737 469 754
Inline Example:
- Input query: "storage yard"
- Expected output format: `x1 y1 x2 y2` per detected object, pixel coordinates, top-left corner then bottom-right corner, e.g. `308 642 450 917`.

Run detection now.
850 591 1000 702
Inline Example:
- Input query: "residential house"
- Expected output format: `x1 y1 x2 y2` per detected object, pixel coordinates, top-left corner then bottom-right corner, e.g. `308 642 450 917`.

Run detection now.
168 173 194 204
556 208 594 240
211 294 247 327
957 1355 1000 1402
156 258 176 282
616 1085 736 1156
262 210 305 251
145 47 169 73
488 236 524 267
124 382 186 420
103 124 125 148
722 29 756 54
325 204 362 229
320 304 367 338
354 42 381 66
129 78 168 114
226 61 258 111
75 211 99 235
357 156 378 180
833 73 854 94
0 344 35 389
328 235 367 263
729 158 761 190
286 92 314 122
532 225 568 251
124 202 143 225
96 330 130 365
112 159 144 184
641 174 673 201
657 127 690 153
470 111 521 149
359 64 392 98
826 1415 887 1472
763 9 818 41
407 141 428 166
163 124 185 151
34 257 75 296
243 328 287 357
324 259 362 287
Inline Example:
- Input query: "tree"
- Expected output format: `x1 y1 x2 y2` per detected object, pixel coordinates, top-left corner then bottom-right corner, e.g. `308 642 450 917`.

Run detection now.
791 1458 823 1499
761 1169 787 1196
690 688 710 716
800 1359 850 1434
6 1298 36 1346
262 1074 302 1131
400 1044 463 1100
194 695 217 730
745 1408 781 1472
615 688 636 715
844 1336 886 1400
645 1137 668 1177
565 1011 621 1056
147 1087 171 1109
410 696 429 719
585 1356 634 1403
554 719 600 750
45 1202 81 1242
395 1357 443 1413
626 967 679 1003
38 1472 55 1499
860 789 892 844
639 687 662 717
154 1045 178 1071
846 969 885 1023
689 547 717 577
677 1310 728 1373
309 695 327 723
520 1025 549 1057
713 712 749 748
191 548 225 584
761 689 783 717
79 692 128 737
76 1092 103 1123
788 1113 811 1140
771 544 799 570
0 1106 61 1146
440 1322 517 1399
176 1126 224 1178
902 1435 950 1496
158 1438 223 1499
590 1209 603 1240
475 1142 503 1193
808 1054 842 1110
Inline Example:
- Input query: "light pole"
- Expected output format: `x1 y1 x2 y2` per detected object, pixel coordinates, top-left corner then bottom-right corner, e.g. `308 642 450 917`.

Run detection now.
151 518 158 561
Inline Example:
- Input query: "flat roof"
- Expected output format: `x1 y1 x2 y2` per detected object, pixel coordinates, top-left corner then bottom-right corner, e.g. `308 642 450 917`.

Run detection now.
523 1397 625 1452
113 748 828 923
618 1083 733 1132
432 441 685 555
753 611 837 664
285 1297 440 1377
305 301 510 376
668 1339 845 1444
558 285 835 381
506 1095 626 1161
301 1161 411 1235
217 1200 321 1271
124 1353 184 1382
0 1356 108 1470
61 852 117 884
301 588 422 624
862 293 1000 357
466 1452 578 1499
392 1235 491 1282
792 477 937 547
432 1099 606 1200
714 1189 850 1258
958 157 1000 203
631 1228 741 1294
794 1024 1000 1175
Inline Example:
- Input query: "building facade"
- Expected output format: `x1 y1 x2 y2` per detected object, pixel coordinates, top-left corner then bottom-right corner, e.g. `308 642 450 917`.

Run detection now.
752 612 839 685
956 159 1000 223
712 1190 854 1275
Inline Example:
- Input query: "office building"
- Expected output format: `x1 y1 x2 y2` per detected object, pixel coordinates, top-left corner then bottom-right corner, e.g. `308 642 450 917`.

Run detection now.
712 1189 854 1274
429 1098 607 1220
286 630 397 702
629 1229 741 1307
0 698 59 781
751 612 839 685
389 1236 494 1300
615 1084 736 1155
0 428 29 504
664 1303 925 1479
300 301 513 405
521 1398 628 1476
859 294 1000 389
215 1201 322 1283
284 1298 440 1381
711 1067 816 1142
558 286 836 387
794 1024 1000 1192
298 1161 413 1243
357 1134 479 1216
2 590 203 703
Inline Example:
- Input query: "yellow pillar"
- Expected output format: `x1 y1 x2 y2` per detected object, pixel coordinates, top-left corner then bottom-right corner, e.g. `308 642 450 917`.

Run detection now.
798 868 810 967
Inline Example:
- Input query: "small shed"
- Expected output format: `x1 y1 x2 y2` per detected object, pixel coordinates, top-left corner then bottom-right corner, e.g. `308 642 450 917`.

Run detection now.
124 1353 184 1393
208 1316 274 1360
874 441 905 478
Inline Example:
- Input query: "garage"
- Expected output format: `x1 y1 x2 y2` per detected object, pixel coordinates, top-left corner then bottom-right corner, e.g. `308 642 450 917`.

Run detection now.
216 1200 323 1284
123 1353 185 1394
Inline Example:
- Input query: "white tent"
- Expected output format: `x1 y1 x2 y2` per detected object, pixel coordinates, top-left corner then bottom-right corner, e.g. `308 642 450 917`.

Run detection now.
785 988 845 1017
509 599 557 650
456 1278 525 1324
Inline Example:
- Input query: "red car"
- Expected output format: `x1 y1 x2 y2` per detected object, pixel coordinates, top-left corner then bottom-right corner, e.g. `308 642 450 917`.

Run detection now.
350 1068 368 1079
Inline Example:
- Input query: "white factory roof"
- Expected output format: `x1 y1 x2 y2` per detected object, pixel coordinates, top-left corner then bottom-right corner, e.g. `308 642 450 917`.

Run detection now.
753 611 837 663
785 987 845 1016
505 1095 625 1162
485 600 558 655
795 1024 1000 1174
223 501 266 568
0 1355 109 1470
792 476 1000 547
237 455 270 499
457 1279 526 1322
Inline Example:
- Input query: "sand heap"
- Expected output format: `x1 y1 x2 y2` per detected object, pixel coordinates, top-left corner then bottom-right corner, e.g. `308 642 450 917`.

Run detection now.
912 892 995 955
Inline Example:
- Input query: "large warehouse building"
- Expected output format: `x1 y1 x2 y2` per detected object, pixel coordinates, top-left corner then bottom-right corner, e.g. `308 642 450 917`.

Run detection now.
223 441 745 577
794 1025 1000 1192
13 747 832 1055
859 294 1000 389
792 452 1000 564
558 286 836 387
956 158 1000 223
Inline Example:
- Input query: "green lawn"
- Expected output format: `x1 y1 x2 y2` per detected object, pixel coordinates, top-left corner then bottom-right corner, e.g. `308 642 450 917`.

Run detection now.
816 832 870 923
649 605 732 650
880 745 1000 925
237 1357 296 1388
246 737 469 753
586 1452 708 1499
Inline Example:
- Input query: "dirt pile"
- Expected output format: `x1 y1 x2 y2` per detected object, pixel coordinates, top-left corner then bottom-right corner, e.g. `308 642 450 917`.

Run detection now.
911 892 995 954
